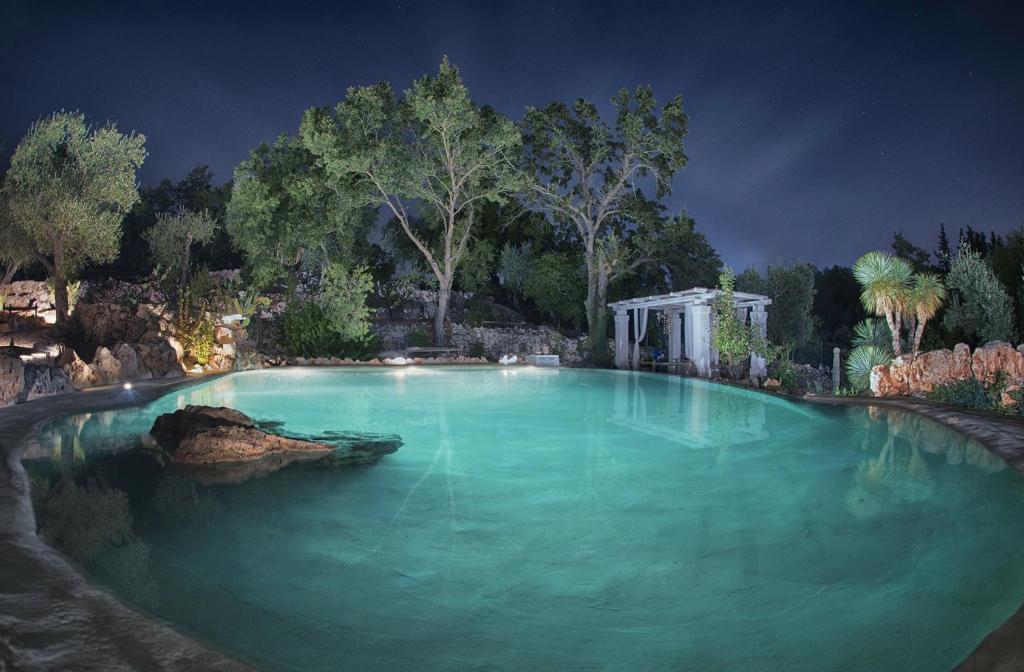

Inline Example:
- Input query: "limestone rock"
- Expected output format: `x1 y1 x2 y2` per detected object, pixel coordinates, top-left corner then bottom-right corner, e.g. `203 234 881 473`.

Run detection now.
972 341 1024 384
113 342 147 381
0 354 25 407
58 349 94 389
763 378 780 390
19 364 72 401
90 347 122 386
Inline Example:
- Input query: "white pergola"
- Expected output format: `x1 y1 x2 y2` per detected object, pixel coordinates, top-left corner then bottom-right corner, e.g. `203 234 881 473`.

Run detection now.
608 287 771 377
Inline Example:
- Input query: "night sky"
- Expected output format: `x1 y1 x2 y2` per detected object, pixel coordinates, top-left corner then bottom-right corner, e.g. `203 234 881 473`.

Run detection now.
2 1 1022 270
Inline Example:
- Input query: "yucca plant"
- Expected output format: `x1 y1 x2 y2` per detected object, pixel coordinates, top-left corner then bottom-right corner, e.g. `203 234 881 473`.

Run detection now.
846 344 892 393
853 251 913 357
907 272 946 356
851 318 894 353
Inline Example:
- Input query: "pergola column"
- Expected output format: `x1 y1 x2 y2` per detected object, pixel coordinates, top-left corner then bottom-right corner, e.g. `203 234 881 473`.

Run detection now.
614 310 630 369
684 303 712 377
667 308 682 362
750 304 768 377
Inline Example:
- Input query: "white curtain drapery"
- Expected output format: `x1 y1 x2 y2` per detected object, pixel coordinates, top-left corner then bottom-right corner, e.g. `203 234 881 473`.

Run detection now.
631 307 649 370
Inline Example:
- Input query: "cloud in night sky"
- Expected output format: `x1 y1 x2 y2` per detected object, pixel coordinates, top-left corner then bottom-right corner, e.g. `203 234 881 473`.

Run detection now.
2 0 1022 271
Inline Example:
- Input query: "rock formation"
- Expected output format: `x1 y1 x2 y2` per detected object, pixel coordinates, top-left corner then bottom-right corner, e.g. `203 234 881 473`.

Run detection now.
870 341 1024 402
149 405 400 483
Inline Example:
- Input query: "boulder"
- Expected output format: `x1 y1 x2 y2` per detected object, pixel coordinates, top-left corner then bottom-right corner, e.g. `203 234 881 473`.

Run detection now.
113 342 147 381
149 405 399 481
972 341 1024 384
58 349 94 389
0 354 25 407
139 335 185 378
90 347 122 386
149 405 332 466
19 364 72 401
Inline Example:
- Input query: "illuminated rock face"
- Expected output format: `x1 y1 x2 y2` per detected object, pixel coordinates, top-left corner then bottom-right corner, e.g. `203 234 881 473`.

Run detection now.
870 342 1024 402
0 354 24 407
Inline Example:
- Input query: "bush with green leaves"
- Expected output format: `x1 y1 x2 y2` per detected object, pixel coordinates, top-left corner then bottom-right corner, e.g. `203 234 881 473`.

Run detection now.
407 328 433 348
943 243 1016 344
712 266 759 374
523 251 586 329
845 344 891 392
318 262 373 342
278 299 379 359
173 271 217 366
925 375 1006 412
468 341 486 358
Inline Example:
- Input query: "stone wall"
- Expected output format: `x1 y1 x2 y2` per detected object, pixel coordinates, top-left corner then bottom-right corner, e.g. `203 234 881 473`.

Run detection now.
371 320 586 364
870 341 1024 404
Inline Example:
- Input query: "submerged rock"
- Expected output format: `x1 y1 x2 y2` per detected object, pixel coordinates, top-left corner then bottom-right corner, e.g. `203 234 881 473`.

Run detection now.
149 405 400 483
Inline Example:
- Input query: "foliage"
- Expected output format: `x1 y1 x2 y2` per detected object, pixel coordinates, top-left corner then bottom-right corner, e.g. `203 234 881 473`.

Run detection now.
845 344 891 392
4 111 146 322
925 375 1007 413
891 231 933 272
317 262 373 341
906 271 946 355
174 272 217 366
227 134 359 290
277 299 380 359
467 341 486 358
497 241 534 300
301 57 525 345
943 243 1016 345
407 328 433 348
735 261 816 353
523 252 586 329
852 250 913 357
769 357 798 391
520 85 688 351
458 238 496 295
145 208 217 293
851 318 893 353
711 267 756 371
0 179 34 284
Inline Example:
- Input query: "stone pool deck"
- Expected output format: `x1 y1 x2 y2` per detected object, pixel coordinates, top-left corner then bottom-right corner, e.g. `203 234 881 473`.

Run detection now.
0 373 1022 671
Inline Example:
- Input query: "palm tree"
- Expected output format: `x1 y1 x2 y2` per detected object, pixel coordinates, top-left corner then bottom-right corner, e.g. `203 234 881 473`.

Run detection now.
852 251 913 357
908 272 946 356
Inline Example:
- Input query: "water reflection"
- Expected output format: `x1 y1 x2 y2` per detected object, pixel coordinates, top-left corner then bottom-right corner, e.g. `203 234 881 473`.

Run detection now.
610 373 768 449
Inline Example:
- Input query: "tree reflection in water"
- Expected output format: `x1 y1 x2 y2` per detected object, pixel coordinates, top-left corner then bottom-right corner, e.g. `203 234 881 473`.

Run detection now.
843 405 1005 519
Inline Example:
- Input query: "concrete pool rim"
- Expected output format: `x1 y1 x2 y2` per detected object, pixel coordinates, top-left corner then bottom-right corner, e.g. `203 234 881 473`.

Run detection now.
1 367 1022 671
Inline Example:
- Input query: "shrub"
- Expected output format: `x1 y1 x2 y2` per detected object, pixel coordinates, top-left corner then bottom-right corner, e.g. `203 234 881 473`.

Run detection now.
769 358 797 391
174 271 217 366
278 299 380 360
845 344 891 392
407 328 432 348
468 341 486 358
926 376 1000 411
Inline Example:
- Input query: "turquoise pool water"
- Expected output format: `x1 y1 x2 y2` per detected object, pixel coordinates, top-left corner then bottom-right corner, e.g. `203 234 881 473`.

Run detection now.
23 367 1024 671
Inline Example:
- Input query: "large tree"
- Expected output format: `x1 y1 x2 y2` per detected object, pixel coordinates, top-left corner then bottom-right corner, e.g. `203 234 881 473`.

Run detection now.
4 111 146 323
0 179 35 286
520 87 688 357
301 58 524 345
227 134 358 290
736 262 817 354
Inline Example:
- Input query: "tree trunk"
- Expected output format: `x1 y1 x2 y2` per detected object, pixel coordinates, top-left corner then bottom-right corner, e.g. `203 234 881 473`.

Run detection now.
180 234 193 290
434 280 450 346
885 311 902 357
53 276 69 324
1 262 18 286
913 319 927 357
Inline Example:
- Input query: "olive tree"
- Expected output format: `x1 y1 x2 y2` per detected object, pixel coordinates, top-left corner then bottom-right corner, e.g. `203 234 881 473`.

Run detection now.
521 88 688 357
4 111 146 322
145 208 216 290
301 58 524 345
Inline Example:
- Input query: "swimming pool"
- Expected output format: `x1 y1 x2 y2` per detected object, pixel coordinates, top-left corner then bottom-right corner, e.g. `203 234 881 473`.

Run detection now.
21 367 1024 671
